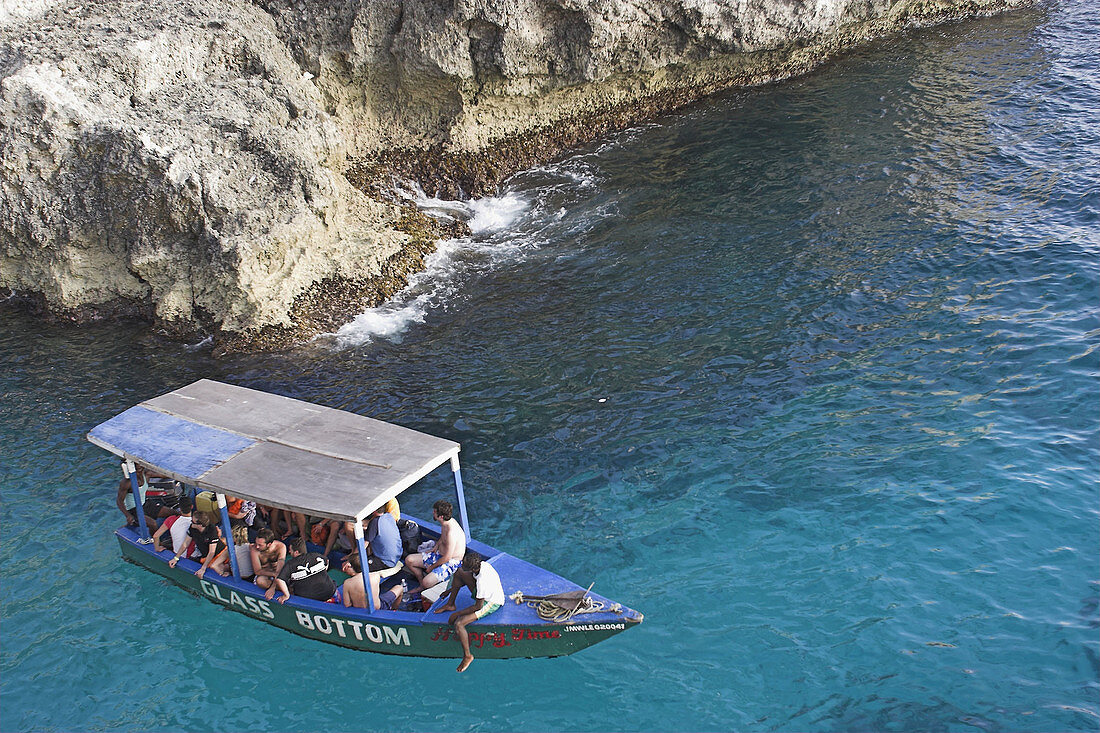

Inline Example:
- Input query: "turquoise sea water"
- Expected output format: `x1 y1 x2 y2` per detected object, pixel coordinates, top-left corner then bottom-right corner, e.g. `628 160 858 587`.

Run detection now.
1 3 1097 731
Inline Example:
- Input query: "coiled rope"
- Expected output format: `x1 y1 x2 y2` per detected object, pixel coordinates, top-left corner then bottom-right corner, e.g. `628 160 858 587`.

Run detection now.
509 583 624 622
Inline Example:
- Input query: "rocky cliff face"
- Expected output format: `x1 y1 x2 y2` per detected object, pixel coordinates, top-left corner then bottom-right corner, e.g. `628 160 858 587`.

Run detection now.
1 0 1028 351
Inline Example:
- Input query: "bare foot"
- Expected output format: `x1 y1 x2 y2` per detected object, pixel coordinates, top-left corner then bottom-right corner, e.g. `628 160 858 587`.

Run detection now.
457 654 474 673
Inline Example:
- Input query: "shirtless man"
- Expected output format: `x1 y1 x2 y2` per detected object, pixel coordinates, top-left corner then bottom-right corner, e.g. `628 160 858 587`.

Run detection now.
404 500 466 593
250 528 287 591
340 553 385 611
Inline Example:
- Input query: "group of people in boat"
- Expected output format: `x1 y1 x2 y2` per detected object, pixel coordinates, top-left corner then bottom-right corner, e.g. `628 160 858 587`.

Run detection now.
116 464 505 671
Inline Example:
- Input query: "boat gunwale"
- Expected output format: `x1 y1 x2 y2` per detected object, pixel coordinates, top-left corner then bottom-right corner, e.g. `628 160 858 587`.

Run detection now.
114 524 636 628
114 528 638 660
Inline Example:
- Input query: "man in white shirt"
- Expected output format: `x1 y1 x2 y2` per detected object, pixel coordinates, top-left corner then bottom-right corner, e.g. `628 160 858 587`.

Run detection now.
437 551 505 672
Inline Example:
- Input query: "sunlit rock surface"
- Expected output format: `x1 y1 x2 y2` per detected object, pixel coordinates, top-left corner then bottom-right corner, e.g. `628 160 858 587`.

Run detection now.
0 0 1028 350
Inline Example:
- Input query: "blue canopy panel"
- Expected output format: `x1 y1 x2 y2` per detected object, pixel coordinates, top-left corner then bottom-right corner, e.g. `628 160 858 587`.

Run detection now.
88 406 256 481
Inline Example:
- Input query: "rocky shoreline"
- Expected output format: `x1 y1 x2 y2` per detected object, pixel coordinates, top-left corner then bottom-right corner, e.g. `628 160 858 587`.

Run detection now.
1 0 1032 353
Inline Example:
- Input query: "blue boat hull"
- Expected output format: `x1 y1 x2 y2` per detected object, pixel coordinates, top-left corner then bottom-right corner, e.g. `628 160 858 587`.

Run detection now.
116 526 641 659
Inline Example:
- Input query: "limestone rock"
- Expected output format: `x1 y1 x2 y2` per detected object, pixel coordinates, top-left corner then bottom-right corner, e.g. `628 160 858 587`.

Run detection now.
1 0 411 343
0 0 1029 349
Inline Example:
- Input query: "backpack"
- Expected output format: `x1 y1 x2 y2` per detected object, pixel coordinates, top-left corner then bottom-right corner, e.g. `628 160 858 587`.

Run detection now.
397 519 421 556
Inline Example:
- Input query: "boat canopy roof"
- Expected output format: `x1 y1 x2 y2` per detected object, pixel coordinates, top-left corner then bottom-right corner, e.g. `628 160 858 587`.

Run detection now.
87 379 461 522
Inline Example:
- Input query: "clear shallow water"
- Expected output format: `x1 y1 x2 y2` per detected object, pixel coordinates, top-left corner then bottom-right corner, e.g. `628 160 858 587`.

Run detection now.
2 3 1098 731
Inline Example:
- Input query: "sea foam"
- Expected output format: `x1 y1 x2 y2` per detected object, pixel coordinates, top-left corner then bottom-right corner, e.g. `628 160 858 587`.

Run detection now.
325 155 609 349
328 189 531 348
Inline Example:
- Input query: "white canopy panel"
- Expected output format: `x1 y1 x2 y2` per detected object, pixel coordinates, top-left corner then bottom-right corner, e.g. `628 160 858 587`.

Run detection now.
88 379 460 522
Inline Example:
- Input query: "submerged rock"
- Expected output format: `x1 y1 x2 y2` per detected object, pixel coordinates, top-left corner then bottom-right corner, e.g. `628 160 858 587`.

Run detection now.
0 0 1028 351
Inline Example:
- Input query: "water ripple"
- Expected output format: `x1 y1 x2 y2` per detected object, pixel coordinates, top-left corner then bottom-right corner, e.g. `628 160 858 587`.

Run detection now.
2 3 1098 731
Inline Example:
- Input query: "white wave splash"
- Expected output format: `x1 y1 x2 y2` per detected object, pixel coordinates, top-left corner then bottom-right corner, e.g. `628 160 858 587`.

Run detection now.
325 191 531 348
334 297 430 346
393 183 529 235
322 156 609 349
467 193 529 234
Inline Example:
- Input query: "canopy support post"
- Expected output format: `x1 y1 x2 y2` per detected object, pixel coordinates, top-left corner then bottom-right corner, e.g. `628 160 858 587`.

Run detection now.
216 493 241 579
124 459 150 540
354 522 375 613
450 454 470 539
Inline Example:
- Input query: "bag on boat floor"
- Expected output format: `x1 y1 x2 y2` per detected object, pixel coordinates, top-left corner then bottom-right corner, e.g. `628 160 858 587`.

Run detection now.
195 491 218 515
397 519 420 555
310 522 330 546
145 478 181 499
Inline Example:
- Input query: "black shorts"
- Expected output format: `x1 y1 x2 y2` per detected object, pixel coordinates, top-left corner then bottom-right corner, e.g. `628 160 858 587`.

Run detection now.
368 556 396 573
127 498 171 519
